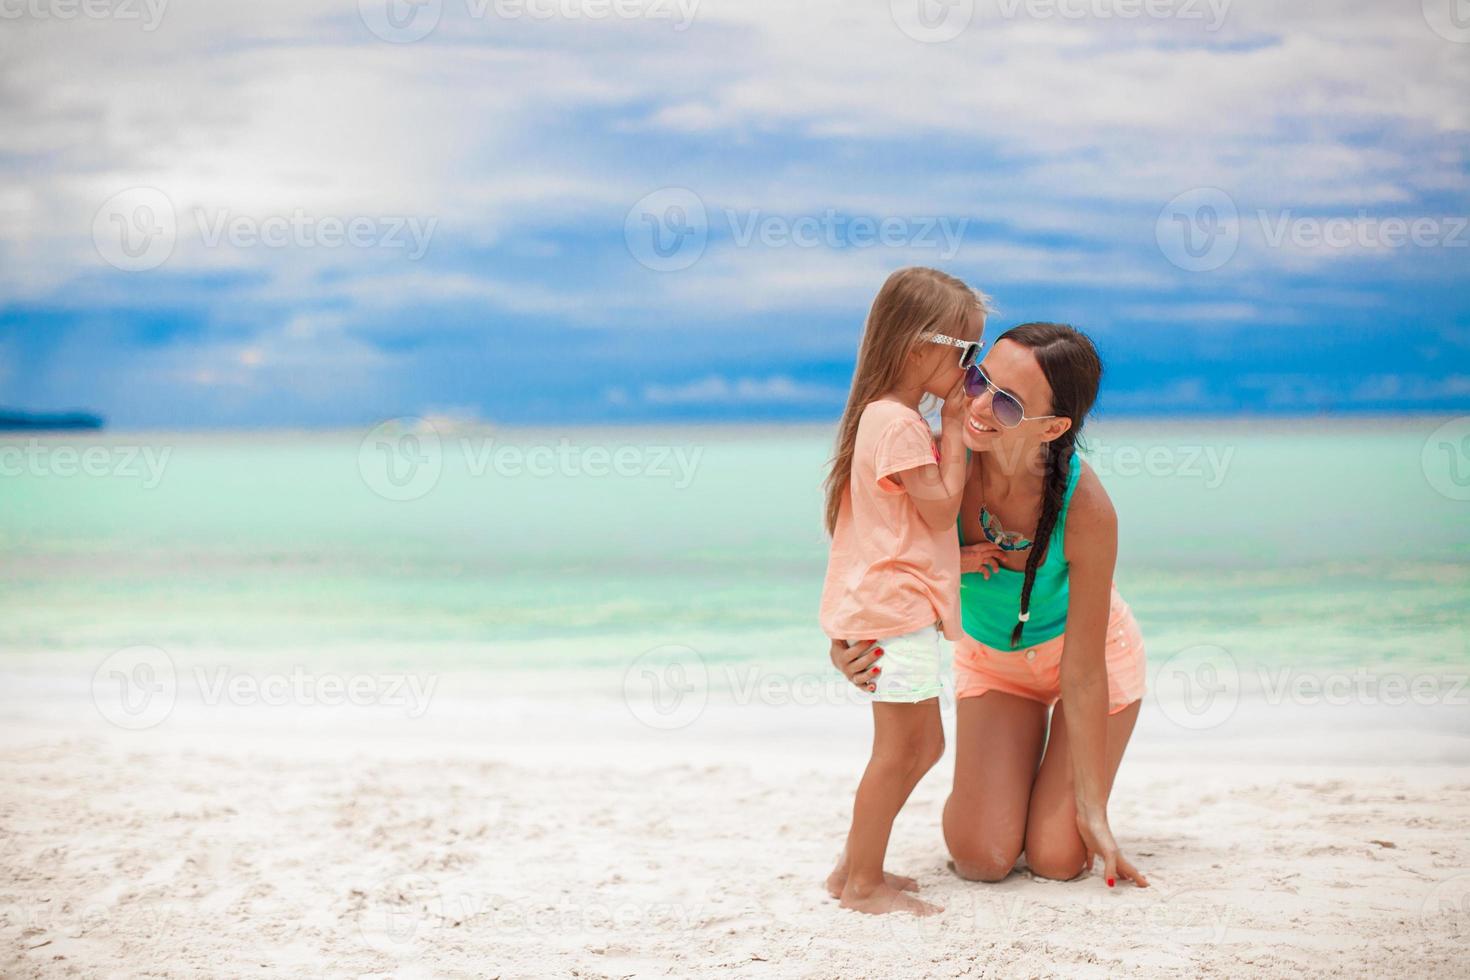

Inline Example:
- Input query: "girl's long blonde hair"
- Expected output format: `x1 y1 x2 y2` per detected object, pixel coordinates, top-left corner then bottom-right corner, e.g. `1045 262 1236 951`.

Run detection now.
824 267 991 535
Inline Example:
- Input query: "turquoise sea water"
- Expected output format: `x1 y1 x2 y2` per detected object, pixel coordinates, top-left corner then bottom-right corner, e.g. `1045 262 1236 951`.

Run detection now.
1 418 1466 676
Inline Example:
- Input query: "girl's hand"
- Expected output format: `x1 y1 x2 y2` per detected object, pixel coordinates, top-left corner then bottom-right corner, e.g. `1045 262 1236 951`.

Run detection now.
829 638 882 692
1076 808 1149 889
960 542 1005 578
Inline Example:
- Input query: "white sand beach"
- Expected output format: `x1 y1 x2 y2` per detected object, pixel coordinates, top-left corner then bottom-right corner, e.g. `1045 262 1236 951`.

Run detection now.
3 663 1468 979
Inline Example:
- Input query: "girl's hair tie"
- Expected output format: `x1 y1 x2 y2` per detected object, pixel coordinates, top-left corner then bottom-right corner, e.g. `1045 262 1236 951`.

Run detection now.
1017 610 1031 623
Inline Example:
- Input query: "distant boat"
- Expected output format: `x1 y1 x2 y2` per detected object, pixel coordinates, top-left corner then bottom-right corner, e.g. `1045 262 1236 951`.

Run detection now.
0 409 106 431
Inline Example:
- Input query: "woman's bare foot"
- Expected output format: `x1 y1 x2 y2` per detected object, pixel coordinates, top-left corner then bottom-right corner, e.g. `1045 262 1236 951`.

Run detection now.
825 858 919 899
838 880 942 916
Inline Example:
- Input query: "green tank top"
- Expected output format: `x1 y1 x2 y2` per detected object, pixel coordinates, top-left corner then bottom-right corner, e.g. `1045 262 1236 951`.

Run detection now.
958 452 1082 650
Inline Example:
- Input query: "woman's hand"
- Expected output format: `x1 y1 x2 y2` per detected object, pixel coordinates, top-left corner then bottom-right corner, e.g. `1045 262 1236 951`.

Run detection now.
960 542 1005 578
1076 808 1149 888
829 638 882 692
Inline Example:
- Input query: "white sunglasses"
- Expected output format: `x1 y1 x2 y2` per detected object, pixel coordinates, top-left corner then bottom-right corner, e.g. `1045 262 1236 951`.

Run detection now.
927 333 983 369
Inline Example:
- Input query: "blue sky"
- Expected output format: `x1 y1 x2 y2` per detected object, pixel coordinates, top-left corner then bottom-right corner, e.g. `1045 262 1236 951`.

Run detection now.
1 0 1467 428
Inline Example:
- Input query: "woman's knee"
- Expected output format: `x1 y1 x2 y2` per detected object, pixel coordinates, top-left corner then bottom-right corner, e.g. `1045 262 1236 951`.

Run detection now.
1023 836 1088 881
945 826 1020 883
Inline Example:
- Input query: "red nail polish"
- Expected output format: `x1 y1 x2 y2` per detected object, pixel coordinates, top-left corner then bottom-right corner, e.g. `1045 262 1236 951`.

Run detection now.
873 667 882 674
875 649 885 658
1107 878 1115 888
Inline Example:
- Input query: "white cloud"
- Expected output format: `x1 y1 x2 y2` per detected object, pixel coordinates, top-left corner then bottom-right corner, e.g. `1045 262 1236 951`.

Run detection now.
0 0 1464 325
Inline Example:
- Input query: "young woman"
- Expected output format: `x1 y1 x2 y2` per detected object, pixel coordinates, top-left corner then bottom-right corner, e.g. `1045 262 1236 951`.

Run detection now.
830 322 1150 890
818 267 990 916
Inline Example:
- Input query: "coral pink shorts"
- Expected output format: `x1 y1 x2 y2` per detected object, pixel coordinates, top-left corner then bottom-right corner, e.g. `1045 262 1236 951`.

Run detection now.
954 588 1146 715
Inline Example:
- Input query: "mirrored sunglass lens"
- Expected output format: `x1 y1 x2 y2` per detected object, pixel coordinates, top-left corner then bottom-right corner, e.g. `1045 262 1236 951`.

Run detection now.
993 391 1024 427
964 365 985 397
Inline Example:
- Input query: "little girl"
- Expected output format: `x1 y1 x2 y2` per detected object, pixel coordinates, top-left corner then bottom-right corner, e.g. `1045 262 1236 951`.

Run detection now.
819 267 990 916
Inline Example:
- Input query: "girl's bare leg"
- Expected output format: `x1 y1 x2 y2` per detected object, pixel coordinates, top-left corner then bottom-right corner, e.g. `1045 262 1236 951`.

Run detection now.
837 700 946 915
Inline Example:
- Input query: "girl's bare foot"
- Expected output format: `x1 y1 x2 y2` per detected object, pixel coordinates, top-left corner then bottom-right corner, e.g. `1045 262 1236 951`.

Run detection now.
825 858 919 899
838 880 941 916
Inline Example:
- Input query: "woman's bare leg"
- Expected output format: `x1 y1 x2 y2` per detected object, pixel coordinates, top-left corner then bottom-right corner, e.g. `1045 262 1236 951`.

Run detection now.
837 700 946 915
1022 699 1140 881
943 692 1048 882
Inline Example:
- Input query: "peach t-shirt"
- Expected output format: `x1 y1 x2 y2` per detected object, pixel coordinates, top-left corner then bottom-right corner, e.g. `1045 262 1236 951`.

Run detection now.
819 399 961 642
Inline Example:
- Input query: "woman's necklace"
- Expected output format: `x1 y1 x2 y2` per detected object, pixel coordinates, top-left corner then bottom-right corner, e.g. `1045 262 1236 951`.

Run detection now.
977 461 1035 552
980 507 1033 552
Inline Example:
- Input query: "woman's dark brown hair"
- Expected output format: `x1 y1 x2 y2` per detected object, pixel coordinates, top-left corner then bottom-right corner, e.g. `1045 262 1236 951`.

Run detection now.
1001 322 1103 649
